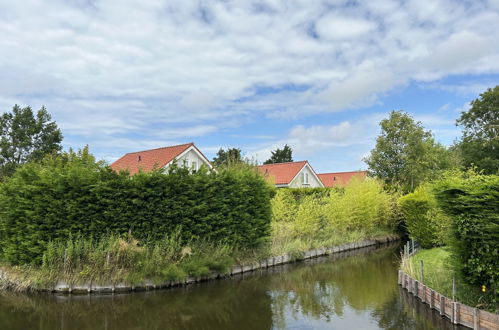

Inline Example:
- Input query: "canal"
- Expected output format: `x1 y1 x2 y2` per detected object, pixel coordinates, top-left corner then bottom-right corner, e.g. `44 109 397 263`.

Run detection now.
0 243 464 329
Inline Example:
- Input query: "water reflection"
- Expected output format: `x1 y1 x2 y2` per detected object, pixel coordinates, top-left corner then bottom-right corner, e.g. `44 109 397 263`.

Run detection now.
0 244 460 330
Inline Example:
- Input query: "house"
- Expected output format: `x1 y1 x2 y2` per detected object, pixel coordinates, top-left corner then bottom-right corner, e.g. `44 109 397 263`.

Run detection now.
257 161 324 188
317 170 367 188
110 142 213 174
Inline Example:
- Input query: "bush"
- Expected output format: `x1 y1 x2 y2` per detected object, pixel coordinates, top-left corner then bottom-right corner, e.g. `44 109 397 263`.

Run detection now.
434 173 499 294
270 178 398 254
398 185 451 248
0 149 273 265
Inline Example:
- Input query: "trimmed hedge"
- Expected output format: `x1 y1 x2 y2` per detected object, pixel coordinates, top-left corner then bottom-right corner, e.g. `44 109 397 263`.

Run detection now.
398 186 451 248
0 150 273 265
435 174 499 291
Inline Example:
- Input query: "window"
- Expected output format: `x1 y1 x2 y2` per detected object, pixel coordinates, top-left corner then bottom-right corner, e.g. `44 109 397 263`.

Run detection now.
304 172 309 184
191 161 197 172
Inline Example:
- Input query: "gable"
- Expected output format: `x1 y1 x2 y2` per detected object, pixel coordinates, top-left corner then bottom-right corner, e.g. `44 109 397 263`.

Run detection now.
110 143 212 174
289 163 324 188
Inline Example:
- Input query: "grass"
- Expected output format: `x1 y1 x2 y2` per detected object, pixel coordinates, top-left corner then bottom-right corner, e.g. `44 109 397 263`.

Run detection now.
401 247 497 313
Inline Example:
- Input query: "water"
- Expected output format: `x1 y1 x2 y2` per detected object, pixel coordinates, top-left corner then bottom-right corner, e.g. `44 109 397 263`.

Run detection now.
0 244 464 330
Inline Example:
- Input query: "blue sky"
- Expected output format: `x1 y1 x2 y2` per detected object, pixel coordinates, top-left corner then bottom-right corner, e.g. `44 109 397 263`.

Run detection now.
1 0 498 172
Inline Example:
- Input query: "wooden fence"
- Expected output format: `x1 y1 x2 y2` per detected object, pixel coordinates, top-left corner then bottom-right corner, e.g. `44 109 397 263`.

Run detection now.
398 270 499 330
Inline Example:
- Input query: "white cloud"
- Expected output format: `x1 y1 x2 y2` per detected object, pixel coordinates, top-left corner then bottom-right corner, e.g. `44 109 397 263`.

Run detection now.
315 15 376 40
0 0 498 161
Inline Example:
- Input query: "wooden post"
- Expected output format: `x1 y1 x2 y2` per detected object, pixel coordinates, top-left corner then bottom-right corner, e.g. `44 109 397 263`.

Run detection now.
415 280 419 297
420 260 424 284
430 289 434 309
473 308 479 330
440 296 445 316
452 302 459 324
452 277 456 301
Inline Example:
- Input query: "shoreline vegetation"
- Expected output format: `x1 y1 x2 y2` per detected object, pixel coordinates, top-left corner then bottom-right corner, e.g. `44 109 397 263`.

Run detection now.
401 248 497 313
0 150 400 293
398 172 498 313
0 234 399 293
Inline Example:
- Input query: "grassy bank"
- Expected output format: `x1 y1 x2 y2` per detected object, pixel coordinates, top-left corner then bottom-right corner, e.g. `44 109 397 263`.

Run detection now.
0 229 396 292
401 247 497 313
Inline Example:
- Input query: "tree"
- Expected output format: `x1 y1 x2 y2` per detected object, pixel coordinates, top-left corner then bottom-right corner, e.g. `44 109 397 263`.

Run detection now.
264 145 293 164
0 105 63 179
212 147 243 167
364 111 454 192
456 86 499 174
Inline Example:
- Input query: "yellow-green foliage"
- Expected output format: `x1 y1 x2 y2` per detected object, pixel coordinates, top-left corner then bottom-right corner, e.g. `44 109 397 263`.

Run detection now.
398 185 452 248
271 178 397 254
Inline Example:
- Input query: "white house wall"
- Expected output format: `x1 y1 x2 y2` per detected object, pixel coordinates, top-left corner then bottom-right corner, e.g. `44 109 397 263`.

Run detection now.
163 147 211 171
289 165 323 188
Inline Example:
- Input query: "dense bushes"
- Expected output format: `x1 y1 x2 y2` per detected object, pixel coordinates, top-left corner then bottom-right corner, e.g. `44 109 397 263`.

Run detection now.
434 174 498 292
271 178 398 254
0 149 273 265
398 186 451 248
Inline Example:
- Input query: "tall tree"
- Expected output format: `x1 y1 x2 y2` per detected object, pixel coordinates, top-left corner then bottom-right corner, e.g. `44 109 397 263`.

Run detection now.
264 145 293 164
212 147 243 167
456 86 499 174
0 105 63 178
364 111 454 192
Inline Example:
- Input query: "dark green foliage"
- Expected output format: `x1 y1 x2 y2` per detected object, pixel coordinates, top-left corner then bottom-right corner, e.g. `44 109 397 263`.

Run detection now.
0 105 63 179
0 149 273 265
212 148 243 167
264 145 293 164
457 86 499 174
398 186 451 248
435 174 499 295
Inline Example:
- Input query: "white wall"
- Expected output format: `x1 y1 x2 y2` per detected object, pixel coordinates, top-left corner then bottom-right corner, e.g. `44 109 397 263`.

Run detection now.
289 165 323 188
163 147 211 172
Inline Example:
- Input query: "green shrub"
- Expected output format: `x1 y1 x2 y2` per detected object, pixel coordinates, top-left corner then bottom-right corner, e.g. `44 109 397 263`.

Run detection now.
398 185 452 248
434 173 499 294
270 178 398 254
0 149 273 265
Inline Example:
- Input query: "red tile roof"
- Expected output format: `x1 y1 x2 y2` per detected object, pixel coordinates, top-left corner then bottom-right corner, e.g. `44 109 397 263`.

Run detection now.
317 171 367 187
257 161 308 185
110 143 194 175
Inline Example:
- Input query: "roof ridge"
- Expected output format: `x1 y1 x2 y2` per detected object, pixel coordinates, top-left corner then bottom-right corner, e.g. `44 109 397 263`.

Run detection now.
318 170 366 175
125 142 194 155
258 160 308 166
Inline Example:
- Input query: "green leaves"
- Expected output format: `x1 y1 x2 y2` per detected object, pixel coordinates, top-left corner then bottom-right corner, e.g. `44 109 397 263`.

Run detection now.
0 105 62 179
435 174 499 292
398 185 452 248
0 150 273 265
365 110 457 192
264 144 293 164
457 86 499 174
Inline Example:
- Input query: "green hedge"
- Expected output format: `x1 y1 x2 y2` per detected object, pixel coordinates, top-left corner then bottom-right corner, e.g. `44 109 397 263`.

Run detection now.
435 174 499 291
0 150 273 265
398 186 451 248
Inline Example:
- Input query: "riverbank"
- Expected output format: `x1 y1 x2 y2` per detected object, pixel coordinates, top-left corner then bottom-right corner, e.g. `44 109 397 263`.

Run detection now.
399 270 499 329
401 247 497 313
0 234 399 294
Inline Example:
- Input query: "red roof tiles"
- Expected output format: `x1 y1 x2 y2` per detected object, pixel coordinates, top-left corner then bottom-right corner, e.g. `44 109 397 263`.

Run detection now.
257 161 308 185
110 143 193 175
317 171 367 187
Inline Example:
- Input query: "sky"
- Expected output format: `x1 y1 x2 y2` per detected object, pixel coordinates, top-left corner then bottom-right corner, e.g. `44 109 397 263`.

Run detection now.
1 0 499 173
